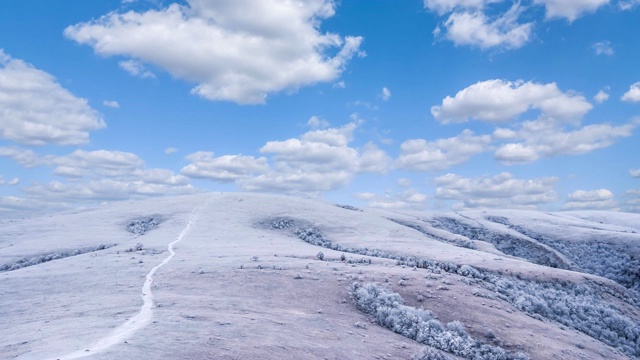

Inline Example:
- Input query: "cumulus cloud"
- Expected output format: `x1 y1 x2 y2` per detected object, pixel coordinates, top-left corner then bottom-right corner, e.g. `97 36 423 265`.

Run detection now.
234 122 391 194
397 178 412 187
0 147 43 167
432 79 592 123
533 0 609 21
357 188 429 210
438 4 533 49
622 82 640 102
23 179 196 203
592 41 614 56
4 177 19 186
625 189 640 212
562 189 618 210
118 60 156 79
434 172 558 209
180 152 269 182
65 0 363 104
397 130 491 171
594 89 609 103
494 119 637 164
424 0 501 14
630 168 640 178
381 87 391 101
0 196 68 215
619 0 640 10
307 116 330 129
3 149 196 211
164 147 178 155
0 50 105 145
53 149 143 178
425 0 609 50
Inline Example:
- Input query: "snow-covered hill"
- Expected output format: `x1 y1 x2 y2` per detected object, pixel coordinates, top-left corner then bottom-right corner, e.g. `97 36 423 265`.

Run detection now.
1 193 639 359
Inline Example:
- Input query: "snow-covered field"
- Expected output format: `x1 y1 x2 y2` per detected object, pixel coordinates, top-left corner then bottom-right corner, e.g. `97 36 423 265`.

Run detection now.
1 193 639 359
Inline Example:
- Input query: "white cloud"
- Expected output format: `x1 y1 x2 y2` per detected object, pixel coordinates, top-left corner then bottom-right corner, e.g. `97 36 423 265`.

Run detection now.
424 0 501 14
0 50 106 145
494 119 638 164
236 122 391 194
118 60 156 79
432 79 592 123
630 168 640 178
594 89 609 103
533 0 609 21
307 116 330 129
164 147 178 154
7 178 19 186
625 189 640 212
619 0 640 10
622 82 640 102
0 196 69 215
381 87 391 101
0 147 43 167
49 149 191 187
65 0 363 104
358 143 393 174
365 189 429 210
434 172 558 209
53 150 144 178
23 179 197 203
333 80 346 89
180 152 269 183
592 41 614 56
397 130 491 171
438 4 533 50
103 100 120 108
562 189 618 210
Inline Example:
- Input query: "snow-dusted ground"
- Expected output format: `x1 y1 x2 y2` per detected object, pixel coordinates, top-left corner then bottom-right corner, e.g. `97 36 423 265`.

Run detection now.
1 193 639 359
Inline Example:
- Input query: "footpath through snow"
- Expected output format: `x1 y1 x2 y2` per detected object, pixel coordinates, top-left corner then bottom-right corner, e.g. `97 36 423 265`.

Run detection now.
48 197 210 360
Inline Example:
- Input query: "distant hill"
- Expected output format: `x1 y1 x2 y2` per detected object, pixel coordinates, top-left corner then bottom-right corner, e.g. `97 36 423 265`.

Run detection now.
1 193 639 359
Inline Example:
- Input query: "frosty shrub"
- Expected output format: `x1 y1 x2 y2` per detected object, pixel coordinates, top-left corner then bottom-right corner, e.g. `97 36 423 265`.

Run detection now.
389 219 476 249
127 217 161 235
316 251 325 261
351 282 528 360
487 217 640 293
429 217 570 269
412 346 452 360
268 216 640 357
0 243 116 272
336 204 362 212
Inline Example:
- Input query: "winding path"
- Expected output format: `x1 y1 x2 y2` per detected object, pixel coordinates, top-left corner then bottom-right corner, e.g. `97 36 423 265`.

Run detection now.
50 200 207 359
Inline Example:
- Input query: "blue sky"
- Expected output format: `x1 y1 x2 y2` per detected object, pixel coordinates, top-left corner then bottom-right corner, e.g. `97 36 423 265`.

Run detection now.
1 0 639 216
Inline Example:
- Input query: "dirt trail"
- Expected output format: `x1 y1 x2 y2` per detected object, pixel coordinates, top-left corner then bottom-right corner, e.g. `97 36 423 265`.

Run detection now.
48 198 209 360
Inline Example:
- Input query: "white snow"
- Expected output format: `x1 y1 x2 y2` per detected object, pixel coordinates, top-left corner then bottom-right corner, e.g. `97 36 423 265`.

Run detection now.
1 193 638 359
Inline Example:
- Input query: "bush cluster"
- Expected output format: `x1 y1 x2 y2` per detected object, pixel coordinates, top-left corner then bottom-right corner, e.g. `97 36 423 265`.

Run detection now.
429 217 570 269
351 282 528 360
487 216 640 293
126 217 161 235
0 243 114 272
267 217 640 357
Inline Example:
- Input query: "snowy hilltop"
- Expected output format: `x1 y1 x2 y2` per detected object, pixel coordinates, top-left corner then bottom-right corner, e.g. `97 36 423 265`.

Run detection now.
1 193 639 359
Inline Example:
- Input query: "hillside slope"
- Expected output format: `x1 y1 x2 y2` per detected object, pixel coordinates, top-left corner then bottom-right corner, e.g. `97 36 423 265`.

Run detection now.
1 193 639 359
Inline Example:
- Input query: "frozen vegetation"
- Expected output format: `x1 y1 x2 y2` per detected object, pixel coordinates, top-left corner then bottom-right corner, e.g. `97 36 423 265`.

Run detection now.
486 216 640 293
126 216 161 235
2 193 639 359
351 282 528 359
0 243 115 272
267 216 640 358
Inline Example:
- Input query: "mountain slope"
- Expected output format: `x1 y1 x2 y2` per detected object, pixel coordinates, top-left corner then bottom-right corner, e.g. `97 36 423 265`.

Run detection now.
1 193 639 359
